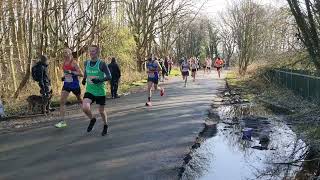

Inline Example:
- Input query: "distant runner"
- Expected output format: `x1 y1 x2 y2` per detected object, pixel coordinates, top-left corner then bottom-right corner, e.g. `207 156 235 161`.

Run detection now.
191 57 198 82
55 49 83 128
159 59 167 82
181 57 190 87
205 57 212 74
82 45 112 136
145 56 165 106
214 57 224 78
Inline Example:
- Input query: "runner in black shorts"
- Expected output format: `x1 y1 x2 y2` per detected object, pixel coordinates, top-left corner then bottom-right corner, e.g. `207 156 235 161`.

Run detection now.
82 45 112 136
181 57 190 87
205 57 212 74
62 86 81 96
190 57 198 82
214 57 224 78
55 48 83 128
145 55 165 106
83 92 106 105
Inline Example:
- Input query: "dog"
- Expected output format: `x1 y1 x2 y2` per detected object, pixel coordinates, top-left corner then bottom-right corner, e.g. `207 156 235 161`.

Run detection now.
27 91 53 115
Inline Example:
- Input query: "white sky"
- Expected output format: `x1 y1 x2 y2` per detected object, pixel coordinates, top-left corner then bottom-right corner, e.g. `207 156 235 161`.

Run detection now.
195 0 288 18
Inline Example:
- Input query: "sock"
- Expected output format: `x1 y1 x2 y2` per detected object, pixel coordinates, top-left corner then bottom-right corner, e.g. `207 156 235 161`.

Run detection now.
148 97 151 102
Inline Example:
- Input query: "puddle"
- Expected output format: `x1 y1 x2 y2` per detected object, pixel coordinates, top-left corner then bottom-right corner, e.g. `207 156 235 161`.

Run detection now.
181 103 309 180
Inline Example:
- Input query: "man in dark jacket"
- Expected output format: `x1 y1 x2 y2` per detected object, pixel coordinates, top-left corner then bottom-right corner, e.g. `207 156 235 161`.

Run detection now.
108 57 121 98
37 55 52 111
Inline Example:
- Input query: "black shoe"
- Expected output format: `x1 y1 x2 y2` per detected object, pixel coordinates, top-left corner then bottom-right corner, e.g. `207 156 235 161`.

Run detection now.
102 125 108 136
87 118 96 132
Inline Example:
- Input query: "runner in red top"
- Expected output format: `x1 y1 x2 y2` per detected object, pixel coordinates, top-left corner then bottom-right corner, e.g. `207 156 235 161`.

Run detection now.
214 57 224 78
55 48 83 128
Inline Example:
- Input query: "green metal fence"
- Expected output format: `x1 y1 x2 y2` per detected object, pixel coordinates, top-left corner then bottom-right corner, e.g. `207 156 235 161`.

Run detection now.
266 69 320 102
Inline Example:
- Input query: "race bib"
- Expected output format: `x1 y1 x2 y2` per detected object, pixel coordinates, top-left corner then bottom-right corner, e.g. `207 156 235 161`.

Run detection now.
65 74 73 83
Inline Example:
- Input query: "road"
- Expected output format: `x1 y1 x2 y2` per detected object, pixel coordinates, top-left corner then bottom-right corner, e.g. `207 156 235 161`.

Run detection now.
0 72 225 180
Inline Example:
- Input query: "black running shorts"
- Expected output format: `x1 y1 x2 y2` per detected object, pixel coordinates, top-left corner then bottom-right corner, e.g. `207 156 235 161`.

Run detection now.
62 86 81 96
83 92 106 106
182 71 189 76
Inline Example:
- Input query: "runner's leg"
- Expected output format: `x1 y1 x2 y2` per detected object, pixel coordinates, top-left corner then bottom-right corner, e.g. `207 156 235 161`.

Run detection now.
83 97 97 132
146 81 153 105
82 98 93 119
99 105 108 136
76 94 82 104
55 90 69 128
59 90 69 119
192 71 196 82
99 105 107 125
73 88 82 104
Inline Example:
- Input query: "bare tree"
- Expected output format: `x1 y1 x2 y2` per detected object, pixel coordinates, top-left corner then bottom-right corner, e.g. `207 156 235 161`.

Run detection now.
127 0 191 71
225 0 266 75
287 0 320 73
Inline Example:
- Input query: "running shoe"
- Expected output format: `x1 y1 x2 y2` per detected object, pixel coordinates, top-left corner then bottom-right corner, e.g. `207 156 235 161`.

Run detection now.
145 102 152 106
160 88 165 96
87 118 96 132
101 125 108 136
55 121 67 128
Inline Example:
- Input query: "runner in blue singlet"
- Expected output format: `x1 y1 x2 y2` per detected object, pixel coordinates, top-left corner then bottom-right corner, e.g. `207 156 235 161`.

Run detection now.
145 55 165 106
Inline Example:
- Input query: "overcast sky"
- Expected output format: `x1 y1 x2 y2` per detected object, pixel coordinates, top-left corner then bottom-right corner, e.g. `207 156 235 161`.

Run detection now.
196 0 288 18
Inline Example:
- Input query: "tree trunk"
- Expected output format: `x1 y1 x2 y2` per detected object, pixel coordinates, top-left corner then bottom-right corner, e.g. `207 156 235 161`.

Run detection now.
9 43 17 92
8 0 23 73
16 0 26 70
14 0 33 99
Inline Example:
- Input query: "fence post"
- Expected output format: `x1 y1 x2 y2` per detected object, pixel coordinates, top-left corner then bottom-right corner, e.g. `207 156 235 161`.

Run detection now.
307 78 310 99
286 71 288 88
290 69 293 89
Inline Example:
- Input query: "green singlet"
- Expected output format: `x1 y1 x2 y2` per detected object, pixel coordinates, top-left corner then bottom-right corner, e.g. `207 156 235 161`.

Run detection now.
85 60 106 96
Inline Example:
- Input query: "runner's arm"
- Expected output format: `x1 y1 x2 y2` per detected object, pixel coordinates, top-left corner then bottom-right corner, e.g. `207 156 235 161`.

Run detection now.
82 61 87 85
73 62 84 77
100 61 112 81
155 60 162 72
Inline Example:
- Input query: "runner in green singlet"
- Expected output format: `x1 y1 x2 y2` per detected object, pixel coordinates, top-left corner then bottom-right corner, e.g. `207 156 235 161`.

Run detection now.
82 45 112 136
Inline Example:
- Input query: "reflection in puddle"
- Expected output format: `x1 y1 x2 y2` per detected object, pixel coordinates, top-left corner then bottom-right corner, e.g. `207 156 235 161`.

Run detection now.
182 104 308 180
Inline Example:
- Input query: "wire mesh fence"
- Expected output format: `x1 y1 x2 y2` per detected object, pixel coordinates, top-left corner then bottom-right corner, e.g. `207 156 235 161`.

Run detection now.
266 69 320 103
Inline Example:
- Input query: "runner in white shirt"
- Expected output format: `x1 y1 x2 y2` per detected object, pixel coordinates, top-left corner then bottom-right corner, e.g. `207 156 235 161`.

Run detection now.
181 57 190 87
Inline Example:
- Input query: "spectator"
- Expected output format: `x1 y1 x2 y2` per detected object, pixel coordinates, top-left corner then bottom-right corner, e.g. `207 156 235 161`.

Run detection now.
159 59 167 82
108 57 121 98
167 57 173 74
164 57 169 74
32 55 53 112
